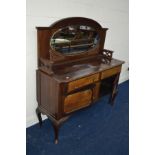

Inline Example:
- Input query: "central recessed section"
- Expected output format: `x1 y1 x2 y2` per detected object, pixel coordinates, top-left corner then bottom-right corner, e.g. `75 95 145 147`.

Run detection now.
50 25 100 55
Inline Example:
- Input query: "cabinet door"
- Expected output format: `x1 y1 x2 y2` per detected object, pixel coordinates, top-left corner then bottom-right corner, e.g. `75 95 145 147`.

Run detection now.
64 89 92 113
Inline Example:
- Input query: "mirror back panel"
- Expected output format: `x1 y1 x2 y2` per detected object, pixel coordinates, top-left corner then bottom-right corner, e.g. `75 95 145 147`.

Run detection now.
36 17 108 66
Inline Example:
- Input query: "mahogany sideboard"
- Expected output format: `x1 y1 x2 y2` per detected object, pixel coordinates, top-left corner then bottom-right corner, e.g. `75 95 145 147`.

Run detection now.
35 17 124 144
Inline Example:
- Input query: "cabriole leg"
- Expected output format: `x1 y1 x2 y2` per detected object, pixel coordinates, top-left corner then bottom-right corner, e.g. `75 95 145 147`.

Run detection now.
49 116 70 144
36 107 42 127
51 122 59 144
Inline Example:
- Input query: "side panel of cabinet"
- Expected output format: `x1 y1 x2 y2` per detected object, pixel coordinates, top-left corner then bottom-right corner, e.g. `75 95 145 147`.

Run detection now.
36 70 41 106
36 70 60 118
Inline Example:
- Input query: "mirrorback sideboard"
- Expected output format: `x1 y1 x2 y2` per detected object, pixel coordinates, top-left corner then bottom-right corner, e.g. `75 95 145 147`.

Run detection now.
35 17 124 144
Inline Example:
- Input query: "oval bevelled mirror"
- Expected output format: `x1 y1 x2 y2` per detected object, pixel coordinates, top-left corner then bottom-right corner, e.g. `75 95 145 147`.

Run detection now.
50 25 100 55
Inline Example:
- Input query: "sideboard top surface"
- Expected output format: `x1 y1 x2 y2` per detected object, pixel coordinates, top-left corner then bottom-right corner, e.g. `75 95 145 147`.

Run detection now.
51 58 124 83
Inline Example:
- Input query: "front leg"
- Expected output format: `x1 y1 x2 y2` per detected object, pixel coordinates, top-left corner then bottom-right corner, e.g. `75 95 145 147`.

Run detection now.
49 115 70 144
51 122 59 144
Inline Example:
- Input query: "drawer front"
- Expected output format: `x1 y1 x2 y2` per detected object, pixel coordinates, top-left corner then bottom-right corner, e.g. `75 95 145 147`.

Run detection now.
67 73 99 92
101 66 121 80
64 89 92 113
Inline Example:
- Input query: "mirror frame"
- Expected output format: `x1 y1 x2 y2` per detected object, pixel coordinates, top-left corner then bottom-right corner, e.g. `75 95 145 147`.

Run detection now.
50 25 100 56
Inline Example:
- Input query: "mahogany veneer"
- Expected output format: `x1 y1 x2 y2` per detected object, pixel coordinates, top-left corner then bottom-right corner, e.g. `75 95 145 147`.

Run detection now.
35 17 124 144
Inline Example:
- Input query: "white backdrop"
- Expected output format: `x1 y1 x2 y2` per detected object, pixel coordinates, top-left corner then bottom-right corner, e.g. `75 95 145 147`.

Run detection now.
26 0 129 127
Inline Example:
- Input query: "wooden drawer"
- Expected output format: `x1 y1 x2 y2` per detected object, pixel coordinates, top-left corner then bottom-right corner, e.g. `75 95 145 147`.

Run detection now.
101 66 121 80
67 73 99 92
64 89 92 113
